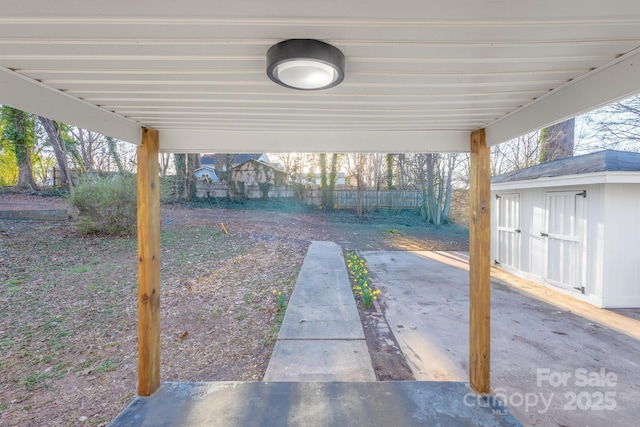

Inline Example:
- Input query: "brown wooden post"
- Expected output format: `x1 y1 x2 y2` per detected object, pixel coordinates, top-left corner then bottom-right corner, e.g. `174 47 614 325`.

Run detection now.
469 128 491 394
137 128 161 396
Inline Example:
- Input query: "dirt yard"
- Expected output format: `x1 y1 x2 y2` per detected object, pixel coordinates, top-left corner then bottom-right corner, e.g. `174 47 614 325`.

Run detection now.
0 194 468 426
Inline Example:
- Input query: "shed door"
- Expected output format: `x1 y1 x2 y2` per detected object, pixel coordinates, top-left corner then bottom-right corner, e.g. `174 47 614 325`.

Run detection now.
496 193 521 269
544 191 587 292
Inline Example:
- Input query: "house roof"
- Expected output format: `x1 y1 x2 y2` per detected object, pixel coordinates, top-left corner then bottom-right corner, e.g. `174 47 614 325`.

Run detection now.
492 150 640 184
1 1 640 153
200 154 264 166
233 159 287 175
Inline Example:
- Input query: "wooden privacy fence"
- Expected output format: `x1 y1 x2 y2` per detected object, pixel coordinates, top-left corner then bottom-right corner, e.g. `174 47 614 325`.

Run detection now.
302 189 421 209
334 190 421 209
196 180 422 209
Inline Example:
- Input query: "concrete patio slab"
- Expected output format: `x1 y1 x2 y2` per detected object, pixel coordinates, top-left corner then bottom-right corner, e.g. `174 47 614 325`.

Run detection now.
263 340 375 382
362 250 640 427
109 381 522 427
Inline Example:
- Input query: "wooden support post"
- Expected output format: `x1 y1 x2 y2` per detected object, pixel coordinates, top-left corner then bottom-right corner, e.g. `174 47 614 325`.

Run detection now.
137 128 161 396
469 128 491 394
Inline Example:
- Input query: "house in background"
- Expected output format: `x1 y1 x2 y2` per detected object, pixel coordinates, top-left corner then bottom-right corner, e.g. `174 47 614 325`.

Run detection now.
200 154 270 174
231 160 287 187
491 150 640 308
194 166 220 182
194 158 289 199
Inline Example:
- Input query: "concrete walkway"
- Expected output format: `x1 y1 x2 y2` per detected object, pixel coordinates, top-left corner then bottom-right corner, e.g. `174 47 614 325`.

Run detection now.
110 244 522 427
263 241 376 382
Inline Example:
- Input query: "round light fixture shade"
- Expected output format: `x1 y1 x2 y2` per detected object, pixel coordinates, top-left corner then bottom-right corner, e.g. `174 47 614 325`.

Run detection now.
267 39 345 90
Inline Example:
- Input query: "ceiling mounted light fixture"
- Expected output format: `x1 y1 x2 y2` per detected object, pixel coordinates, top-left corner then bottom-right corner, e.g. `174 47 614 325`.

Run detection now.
267 39 345 91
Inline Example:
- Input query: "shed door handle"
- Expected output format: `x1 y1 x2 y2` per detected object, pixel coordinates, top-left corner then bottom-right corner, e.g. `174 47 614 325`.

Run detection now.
540 232 548 237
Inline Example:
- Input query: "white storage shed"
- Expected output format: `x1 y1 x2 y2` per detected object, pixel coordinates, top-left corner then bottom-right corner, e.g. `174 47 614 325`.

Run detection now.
491 150 640 308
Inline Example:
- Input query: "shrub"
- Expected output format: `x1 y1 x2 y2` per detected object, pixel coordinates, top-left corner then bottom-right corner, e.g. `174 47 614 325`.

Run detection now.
69 175 137 235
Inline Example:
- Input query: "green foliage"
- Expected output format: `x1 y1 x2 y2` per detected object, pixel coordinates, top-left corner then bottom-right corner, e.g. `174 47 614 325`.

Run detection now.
69 175 137 235
1 107 36 188
1 107 34 164
159 175 176 200
258 182 271 199
0 136 18 186
272 290 287 310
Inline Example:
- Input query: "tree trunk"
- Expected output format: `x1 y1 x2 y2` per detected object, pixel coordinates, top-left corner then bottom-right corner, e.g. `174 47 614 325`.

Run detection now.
160 153 170 177
397 154 406 190
174 153 186 199
356 153 366 219
386 153 394 189
186 154 197 200
16 153 36 190
442 154 456 220
425 154 438 224
38 116 74 191
76 129 92 171
327 153 338 210
540 118 575 162
225 154 235 200
105 136 124 174
319 153 329 211
2 107 36 190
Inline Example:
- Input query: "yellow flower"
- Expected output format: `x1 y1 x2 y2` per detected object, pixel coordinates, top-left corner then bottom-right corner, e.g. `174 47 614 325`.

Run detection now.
272 290 277 294
277 291 282 295
374 296 378 300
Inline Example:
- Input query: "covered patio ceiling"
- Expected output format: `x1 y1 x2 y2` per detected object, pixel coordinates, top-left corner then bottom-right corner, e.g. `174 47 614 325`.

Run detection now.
1 0 640 153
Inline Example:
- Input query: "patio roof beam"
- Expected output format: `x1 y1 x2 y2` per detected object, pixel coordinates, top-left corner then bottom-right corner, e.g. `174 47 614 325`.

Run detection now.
156 129 471 153
469 128 491 394
485 47 640 146
0 66 142 145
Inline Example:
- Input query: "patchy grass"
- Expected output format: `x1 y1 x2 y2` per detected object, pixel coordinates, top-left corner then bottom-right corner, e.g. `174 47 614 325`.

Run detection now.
0 205 309 426
0 198 469 425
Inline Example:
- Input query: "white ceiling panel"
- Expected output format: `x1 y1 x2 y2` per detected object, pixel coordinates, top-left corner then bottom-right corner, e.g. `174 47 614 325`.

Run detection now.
1 0 640 152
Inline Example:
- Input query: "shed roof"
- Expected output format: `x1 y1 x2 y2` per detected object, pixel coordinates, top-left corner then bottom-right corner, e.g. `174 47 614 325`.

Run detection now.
492 150 640 183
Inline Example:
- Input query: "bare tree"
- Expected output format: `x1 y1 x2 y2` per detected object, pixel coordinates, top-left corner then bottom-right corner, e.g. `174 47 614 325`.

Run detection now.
105 136 124 174
38 116 74 191
69 128 104 171
582 95 640 152
366 153 386 191
490 131 542 175
160 153 171 177
407 153 458 225
345 153 367 218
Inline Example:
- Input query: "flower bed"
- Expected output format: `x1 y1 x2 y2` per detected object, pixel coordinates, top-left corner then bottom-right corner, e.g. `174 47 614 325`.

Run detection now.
346 250 381 308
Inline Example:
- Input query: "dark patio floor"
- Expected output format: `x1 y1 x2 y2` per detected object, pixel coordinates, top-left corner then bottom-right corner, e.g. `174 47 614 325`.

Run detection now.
109 381 521 427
